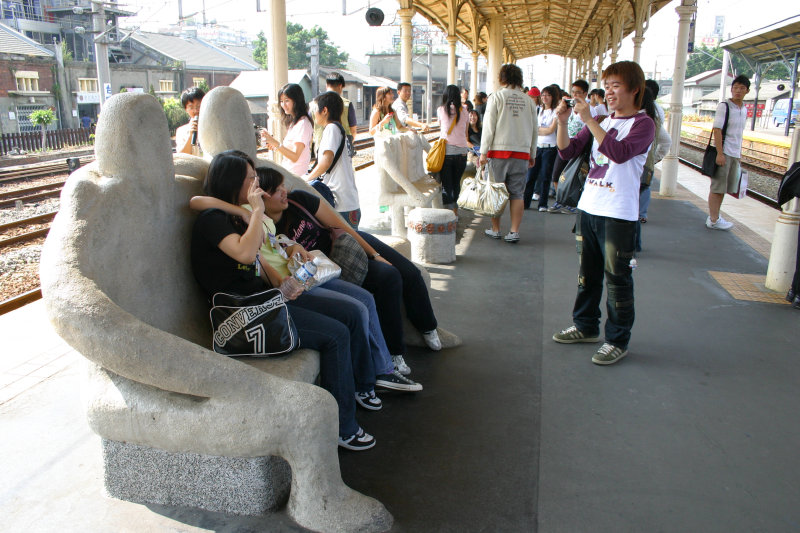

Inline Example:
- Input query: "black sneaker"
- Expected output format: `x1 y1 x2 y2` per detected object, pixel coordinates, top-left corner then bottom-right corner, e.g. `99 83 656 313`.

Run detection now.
338 427 376 451
355 390 382 411
376 370 423 392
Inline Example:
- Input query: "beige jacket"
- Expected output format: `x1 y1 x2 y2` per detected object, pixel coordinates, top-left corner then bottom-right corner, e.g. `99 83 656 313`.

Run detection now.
480 86 538 159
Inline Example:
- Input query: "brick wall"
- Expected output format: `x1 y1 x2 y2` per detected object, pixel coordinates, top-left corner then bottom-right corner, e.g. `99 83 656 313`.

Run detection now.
0 58 56 97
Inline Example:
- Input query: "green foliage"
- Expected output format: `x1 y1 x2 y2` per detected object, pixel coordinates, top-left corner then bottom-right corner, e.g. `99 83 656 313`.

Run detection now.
686 45 791 81
30 109 56 127
252 23 349 70
195 79 210 93
61 40 74 62
162 97 189 134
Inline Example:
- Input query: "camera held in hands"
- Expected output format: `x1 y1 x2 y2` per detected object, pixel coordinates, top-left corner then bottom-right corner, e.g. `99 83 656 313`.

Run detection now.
565 98 575 108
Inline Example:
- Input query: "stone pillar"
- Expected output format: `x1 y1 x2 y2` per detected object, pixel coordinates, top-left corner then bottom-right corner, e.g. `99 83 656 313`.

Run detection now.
659 0 697 197
447 35 458 86
765 127 800 292
632 34 644 64
596 55 603 89
486 15 504 94
266 0 289 163
562 56 568 88
719 49 730 103
610 41 619 65
471 51 480 94
398 8 414 88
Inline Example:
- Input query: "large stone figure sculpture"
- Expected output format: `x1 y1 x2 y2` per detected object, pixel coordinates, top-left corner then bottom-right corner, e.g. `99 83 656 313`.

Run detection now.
39 92 392 532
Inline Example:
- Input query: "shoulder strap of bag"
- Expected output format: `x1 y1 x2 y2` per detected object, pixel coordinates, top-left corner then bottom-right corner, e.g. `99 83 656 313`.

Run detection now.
444 112 457 136
310 122 347 173
707 102 731 149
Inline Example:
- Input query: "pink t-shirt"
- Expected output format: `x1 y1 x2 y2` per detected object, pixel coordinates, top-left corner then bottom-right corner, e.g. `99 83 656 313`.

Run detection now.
437 105 469 148
282 116 313 176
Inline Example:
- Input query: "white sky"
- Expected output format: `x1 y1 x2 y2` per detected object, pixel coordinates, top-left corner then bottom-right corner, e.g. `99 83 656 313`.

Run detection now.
122 0 797 85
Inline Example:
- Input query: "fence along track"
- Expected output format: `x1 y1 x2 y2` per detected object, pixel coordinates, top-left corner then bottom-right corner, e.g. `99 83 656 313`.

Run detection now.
0 127 93 157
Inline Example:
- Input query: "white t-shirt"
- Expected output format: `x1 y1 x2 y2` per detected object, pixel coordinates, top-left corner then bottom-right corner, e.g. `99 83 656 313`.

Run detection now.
319 123 360 212
593 103 608 116
282 117 313 176
713 100 748 158
538 108 557 146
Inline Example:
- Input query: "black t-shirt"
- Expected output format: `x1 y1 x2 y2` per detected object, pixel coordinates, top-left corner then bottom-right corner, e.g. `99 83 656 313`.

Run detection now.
274 190 334 255
469 126 482 146
191 208 266 298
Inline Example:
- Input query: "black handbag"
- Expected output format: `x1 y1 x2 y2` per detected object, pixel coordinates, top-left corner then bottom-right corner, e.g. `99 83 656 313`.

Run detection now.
778 161 800 206
210 288 298 357
556 140 592 208
701 103 729 177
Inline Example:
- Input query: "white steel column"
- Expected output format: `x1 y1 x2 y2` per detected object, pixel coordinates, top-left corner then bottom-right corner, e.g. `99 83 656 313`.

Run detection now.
659 0 697 197
471 51 479 94
596 55 603 89
610 41 619 65
632 34 644 64
718 49 730 103
399 8 415 113
447 35 458 86
486 15 504 94
766 128 800 291
267 0 289 161
562 56 568 88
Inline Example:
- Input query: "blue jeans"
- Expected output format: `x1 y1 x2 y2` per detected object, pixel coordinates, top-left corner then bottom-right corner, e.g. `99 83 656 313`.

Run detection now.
338 208 361 231
316 278 394 376
572 210 637 349
358 231 437 355
524 147 557 209
284 303 361 438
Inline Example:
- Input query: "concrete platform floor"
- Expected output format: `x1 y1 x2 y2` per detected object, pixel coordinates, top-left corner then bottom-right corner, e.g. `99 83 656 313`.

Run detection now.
2 164 798 532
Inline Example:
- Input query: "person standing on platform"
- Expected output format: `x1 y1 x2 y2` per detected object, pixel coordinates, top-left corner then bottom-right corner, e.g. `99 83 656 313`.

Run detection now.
552 61 655 366
261 83 314 177
312 72 357 158
175 87 205 155
705 75 750 230
436 85 471 216
480 64 538 244
524 85 559 211
391 82 429 132
589 89 608 117
369 86 405 136
474 92 488 120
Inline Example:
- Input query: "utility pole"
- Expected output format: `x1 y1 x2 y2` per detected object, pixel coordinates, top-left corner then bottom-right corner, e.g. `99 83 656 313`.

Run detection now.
92 0 112 107
427 42 432 125
308 38 320 96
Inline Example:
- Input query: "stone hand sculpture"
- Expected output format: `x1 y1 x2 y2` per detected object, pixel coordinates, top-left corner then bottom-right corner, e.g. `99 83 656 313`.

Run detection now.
39 93 391 532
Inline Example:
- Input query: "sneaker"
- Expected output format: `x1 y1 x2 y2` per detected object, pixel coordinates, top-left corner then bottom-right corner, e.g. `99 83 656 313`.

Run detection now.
338 427 376 451
552 325 601 344
560 205 577 214
504 231 520 243
392 354 412 375
705 215 733 230
591 342 628 365
355 390 382 411
376 370 423 392
422 330 442 351
484 228 502 239
547 202 564 213
538 207 548 212
533 193 540 201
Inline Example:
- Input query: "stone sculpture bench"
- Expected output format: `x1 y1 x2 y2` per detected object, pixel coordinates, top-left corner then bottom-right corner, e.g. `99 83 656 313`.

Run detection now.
39 92 392 532
374 131 443 237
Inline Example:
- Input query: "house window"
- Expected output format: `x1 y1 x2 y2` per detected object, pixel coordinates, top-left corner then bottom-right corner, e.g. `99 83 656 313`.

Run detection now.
343 90 349 100
78 78 98 93
192 77 206 86
159 80 174 92
15 71 40 92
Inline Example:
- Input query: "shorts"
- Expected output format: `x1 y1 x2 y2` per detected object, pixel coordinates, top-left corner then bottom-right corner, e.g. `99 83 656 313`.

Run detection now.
710 155 740 194
488 157 528 200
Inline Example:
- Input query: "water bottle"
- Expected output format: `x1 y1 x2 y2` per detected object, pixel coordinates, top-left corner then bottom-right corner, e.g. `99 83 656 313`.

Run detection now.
293 258 317 287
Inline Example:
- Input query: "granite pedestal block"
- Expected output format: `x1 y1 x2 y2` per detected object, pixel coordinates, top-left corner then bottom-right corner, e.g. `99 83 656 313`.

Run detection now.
406 208 457 264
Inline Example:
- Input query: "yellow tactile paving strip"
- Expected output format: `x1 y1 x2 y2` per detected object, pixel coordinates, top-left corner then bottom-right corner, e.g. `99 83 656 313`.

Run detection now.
708 271 790 305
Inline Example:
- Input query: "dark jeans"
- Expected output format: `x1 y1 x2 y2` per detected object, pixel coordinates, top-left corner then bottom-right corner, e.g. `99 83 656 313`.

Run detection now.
524 147 557 209
440 153 467 207
793 223 800 293
572 210 637 349
289 290 376 437
358 231 438 355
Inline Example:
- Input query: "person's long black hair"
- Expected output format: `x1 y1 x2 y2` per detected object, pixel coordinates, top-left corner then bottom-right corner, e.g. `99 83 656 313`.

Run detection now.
441 84 462 121
204 150 254 230
277 83 310 128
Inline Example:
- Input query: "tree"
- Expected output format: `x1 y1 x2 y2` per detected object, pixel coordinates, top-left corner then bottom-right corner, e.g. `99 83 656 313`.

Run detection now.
686 45 791 81
29 109 57 152
161 97 189 135
252 23 349 70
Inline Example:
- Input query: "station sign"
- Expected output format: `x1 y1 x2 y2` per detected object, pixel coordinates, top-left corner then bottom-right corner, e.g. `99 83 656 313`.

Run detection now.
77 92 101 104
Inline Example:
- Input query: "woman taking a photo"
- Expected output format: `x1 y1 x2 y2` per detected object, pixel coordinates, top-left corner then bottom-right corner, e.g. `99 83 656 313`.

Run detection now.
261 83 313 176
551 61 655 366
190 150 378 450
436 84 471 215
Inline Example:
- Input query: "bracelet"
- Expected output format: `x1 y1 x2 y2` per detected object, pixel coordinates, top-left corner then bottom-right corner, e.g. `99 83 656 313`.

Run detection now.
370 252 381 259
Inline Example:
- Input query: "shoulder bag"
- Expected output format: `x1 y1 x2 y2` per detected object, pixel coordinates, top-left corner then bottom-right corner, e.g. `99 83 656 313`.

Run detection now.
556 139 593 208
210 288 298 357
426 115 457 173
701 103 730 177
287 198 369 285
457 164 510 217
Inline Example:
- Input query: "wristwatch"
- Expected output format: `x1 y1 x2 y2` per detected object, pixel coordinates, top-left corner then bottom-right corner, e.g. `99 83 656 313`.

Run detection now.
370 252 381 260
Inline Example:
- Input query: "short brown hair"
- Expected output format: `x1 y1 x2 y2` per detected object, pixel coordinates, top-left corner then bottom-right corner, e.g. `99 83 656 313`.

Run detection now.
602 61 645 109
498 64 523 88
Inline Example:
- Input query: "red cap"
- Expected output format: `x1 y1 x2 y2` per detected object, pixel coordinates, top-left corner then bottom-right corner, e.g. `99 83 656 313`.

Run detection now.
528 87 541 97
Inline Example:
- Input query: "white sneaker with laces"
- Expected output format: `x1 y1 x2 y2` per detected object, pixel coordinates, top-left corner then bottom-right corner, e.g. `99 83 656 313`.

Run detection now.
484 228 502 239
422 330 442 351
392 354 412 375
706 215 733 230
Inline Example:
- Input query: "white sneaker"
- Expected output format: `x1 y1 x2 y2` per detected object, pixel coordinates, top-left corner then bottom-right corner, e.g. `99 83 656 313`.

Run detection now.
706 215 733 230
422 329 442 351
392 355 411 375
533 193 540 201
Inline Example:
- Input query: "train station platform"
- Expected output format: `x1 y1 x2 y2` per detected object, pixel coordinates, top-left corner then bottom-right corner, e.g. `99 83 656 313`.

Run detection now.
2 162 798 532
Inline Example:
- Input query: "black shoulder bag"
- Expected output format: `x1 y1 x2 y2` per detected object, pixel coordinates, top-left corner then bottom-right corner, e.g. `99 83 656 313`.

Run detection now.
308 122 347 207
701 102 729 177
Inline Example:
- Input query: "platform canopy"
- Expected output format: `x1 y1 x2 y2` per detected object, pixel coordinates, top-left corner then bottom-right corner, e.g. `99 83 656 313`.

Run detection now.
721 14 800 66
398 0 672 60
